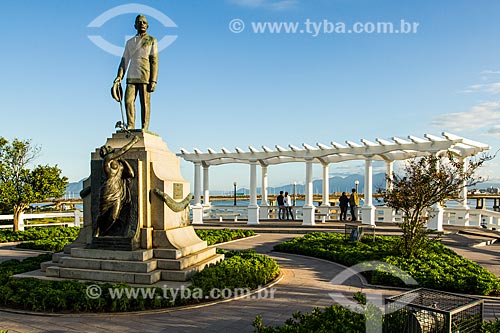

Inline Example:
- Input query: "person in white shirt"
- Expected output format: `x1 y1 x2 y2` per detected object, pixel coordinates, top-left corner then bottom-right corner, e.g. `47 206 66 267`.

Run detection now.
284 191 294 220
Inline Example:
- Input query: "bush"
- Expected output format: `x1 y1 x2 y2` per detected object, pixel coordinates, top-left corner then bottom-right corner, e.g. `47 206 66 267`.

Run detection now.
0 253 52 285
0 227 80 243
195 228 255 246
191 249 280 291
17 237 77 252
0 250 280 313
253 305 366 332
482 318 500 333
274 232 500 295
10 228 254 252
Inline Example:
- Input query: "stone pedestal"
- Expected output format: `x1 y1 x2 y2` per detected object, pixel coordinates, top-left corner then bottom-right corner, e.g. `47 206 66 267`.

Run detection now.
361 206 376 226
427 204 444 231
302 206 315 226
43 131 223 284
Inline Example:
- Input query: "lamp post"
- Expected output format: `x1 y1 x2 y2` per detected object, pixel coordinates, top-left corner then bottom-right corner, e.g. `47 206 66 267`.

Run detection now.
293 181 297 206
233 182 237 206
354 180 359 193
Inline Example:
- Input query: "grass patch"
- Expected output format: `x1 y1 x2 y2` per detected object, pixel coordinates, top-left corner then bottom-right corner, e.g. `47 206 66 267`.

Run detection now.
274 232 500 295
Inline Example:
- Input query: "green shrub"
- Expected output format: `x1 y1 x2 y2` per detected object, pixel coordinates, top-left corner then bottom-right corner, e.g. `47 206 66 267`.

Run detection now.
482 318 500 333
17 237 77 252
274 232 500 295
253 305 366 332
0 250 279 313
192 249 279 291
0 227 80 243
195 228 255 246
0 253 52 284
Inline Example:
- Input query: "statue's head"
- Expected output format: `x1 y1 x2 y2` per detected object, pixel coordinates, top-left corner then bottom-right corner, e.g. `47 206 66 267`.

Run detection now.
99 145 114 158
134 15 148 33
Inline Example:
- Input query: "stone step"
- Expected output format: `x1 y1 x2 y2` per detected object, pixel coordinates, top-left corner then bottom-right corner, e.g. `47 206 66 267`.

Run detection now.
40 261 62 272
161 253 224 281
71 248 153 261
46 266 162 285
157 247 216 270
153 241 208 259
60 256 157 273
51 252 65 263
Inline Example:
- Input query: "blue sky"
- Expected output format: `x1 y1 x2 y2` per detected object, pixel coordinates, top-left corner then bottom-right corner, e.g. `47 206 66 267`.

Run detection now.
2 0 500 191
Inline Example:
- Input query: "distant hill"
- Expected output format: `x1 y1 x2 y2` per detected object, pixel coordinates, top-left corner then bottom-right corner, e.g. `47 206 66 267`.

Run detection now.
65 178 85 198
238 173 388 195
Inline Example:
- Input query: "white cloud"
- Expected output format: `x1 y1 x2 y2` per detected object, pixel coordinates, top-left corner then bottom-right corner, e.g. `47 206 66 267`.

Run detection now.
228 0 298 10
487 125 500 134
480 70 500 75
431 101 500 132
461 83 500 94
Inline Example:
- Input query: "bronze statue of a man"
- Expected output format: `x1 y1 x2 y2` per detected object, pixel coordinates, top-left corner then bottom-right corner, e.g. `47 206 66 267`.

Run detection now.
114 15 158 131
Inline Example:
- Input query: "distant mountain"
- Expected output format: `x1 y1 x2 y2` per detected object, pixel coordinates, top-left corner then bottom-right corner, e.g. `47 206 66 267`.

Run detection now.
238 173 388 195
65 178 85 198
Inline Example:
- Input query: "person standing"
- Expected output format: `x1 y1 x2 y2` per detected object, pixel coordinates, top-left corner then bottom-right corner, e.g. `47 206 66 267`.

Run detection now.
339 192 349 221
349 188 360 222
284 191 294 220
276 191 285 220
113 15 158 131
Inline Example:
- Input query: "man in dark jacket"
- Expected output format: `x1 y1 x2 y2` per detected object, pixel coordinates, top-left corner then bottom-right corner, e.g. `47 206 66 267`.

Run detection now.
276 191 285 220
339 192 349 221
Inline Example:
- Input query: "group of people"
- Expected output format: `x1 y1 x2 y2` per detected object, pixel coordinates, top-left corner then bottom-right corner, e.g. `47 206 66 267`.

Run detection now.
274 188 360 222
338 188 360 222
276 191 294 220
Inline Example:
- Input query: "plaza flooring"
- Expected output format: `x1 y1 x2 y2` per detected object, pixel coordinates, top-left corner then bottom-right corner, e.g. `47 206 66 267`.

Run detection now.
1 225 500 332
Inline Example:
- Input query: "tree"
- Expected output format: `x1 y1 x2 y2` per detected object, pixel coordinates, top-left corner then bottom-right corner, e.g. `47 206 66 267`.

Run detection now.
0 137 68 231
381 152 488 258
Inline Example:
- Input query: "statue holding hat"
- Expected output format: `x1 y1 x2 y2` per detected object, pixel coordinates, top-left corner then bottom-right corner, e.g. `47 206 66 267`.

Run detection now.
112 15 158 131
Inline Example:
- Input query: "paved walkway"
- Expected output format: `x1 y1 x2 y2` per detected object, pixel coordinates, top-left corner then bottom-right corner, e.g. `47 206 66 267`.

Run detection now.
1 229 500 332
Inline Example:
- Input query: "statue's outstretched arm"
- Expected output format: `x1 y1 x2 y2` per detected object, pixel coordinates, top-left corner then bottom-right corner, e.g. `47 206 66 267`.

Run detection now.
106 135 140 162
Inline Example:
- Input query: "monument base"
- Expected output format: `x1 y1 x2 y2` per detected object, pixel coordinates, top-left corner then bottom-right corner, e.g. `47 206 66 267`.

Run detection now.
43 240 223 283
40 131 224 284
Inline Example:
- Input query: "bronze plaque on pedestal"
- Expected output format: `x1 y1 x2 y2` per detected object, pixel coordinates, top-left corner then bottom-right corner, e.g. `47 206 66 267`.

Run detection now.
173 183 183 200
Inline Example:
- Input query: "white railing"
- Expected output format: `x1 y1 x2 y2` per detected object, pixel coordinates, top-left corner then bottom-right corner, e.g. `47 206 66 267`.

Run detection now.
196 203 500 229
0 210 82 231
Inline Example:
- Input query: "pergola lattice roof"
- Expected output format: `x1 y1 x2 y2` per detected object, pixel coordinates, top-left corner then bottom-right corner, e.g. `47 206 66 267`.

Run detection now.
177 132 490 166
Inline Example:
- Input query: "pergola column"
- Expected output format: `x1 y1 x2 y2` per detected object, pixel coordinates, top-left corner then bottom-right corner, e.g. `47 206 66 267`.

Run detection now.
385 161 394 191
247 161 260 225
302 159 315 225
261 165 269 207
361 157 376 225
322 163 330 206
317 163 330 222
192 162 203 224
428 153 444 231
454 157 470 226
380 160 395 222
457 157 470 209
202 163 210 207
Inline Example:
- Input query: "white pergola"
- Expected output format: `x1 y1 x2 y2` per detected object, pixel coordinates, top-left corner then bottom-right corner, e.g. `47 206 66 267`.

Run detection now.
177 132 490 227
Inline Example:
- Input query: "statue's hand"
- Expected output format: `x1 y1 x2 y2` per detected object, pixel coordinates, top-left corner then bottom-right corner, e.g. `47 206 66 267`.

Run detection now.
148 81 156 92
114 77 122 83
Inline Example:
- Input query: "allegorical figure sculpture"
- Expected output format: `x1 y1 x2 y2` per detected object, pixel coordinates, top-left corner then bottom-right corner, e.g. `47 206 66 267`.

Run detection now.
113 15 158 131
95 134 140 236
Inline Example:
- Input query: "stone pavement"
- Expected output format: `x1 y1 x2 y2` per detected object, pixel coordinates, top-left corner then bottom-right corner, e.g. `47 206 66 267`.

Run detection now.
1 228 500 332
